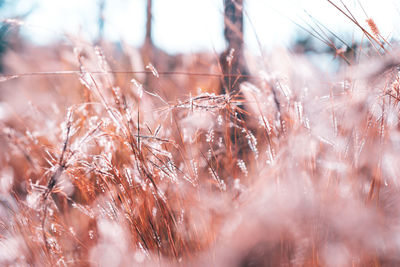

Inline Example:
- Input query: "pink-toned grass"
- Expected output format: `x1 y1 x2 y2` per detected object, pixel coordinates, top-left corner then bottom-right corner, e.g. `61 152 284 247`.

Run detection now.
1 6 400 266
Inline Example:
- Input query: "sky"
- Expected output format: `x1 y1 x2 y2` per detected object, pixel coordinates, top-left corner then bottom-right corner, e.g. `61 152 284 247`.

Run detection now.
6 0 400 54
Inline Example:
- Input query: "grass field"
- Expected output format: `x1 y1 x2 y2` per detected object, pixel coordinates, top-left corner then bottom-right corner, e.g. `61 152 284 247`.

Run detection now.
1 2 400 266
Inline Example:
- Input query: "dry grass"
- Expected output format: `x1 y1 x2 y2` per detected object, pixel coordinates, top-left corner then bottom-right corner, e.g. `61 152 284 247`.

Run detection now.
1 5 400 266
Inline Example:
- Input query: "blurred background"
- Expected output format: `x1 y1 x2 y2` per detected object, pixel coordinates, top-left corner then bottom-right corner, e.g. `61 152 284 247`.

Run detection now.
2 2 400 267
1 0 400 54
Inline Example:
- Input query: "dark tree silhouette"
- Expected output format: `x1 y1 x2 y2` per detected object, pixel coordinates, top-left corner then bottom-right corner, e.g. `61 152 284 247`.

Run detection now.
145 0 153 47
220 0 250 154
143 0 155 88
220 0 248 94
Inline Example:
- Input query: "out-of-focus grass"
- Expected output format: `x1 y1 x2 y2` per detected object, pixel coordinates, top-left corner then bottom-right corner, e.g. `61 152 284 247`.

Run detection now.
1 7 400 266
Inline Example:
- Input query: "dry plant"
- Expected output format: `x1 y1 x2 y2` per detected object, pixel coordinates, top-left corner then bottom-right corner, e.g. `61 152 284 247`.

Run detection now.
1 1 400 266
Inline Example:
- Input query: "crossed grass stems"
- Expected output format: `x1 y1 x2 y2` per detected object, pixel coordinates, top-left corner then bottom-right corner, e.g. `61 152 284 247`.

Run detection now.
1 0 400 265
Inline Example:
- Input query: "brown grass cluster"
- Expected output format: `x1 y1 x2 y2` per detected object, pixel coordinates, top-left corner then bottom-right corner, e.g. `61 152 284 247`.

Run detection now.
1 13 400 267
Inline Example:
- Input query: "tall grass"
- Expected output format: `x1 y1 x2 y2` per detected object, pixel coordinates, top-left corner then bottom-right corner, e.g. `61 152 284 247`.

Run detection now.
0 2 400 266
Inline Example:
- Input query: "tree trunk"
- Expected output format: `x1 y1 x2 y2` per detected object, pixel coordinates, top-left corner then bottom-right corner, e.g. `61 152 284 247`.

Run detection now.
143 0 154 88
220 0 249 155
220 0 248 94
145 0 153 47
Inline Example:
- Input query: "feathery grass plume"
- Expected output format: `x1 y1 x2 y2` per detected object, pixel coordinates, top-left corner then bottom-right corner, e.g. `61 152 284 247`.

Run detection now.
366 18 380 38
1 2 400 266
